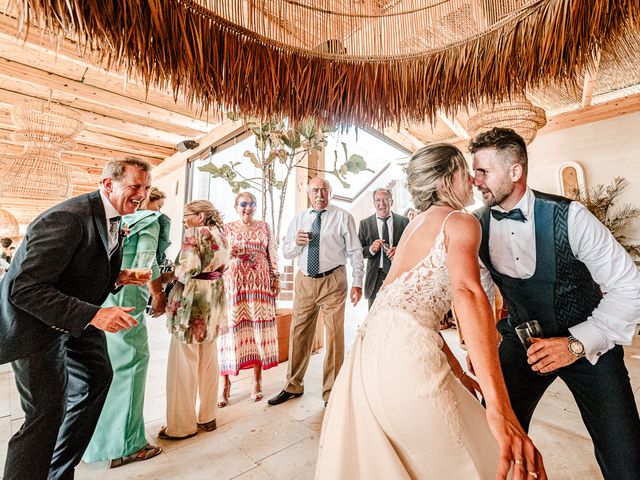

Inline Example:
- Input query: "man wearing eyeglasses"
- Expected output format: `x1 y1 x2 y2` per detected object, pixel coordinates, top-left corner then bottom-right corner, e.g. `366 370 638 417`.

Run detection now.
269 176 364 407
358 188 409 309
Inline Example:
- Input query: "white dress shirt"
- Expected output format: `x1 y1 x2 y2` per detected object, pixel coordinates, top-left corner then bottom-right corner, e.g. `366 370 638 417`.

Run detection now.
282 204 365 288
369 214 395 268
99 190 121 252
480 187 640 364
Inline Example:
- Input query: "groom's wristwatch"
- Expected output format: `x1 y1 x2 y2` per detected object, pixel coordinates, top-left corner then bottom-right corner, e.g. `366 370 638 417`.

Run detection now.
567 335 586 358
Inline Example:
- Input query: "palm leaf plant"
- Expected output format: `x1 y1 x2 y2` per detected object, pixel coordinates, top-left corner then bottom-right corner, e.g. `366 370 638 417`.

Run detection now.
573 177 640 264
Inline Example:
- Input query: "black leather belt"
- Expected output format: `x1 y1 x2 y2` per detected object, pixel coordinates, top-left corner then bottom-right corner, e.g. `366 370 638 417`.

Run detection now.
306 265 340 279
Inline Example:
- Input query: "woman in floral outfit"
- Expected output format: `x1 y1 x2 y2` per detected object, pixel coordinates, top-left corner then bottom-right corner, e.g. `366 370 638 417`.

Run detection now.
159 200 229 440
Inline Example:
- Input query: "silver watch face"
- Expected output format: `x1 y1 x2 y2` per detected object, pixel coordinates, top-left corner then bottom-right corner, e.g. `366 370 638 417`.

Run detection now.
569 338 585 355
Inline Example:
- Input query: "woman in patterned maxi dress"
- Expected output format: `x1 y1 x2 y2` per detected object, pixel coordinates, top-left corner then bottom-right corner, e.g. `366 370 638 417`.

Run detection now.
218 192 280 406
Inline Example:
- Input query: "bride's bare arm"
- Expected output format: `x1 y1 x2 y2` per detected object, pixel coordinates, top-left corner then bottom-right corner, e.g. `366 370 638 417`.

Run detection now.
446 213 546 480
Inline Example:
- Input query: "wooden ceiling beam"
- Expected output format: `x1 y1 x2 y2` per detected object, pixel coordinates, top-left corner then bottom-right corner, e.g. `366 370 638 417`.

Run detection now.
379 126 425 152
0 120 172 159
0 78 208 140
0 96 183 146
0 14 214 130
1 143 122 173
0 56 214 133
153 118 244 180
437 112 470 139
540 93 640 135
0 129 165 164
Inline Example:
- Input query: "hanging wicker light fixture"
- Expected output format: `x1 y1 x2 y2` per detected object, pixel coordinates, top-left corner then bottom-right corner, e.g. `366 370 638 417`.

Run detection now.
0 99 83 200
0 207 20 239
467 97 547 145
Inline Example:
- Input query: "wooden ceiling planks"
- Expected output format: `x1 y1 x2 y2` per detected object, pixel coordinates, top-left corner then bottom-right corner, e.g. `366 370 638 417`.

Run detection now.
0 5 219 227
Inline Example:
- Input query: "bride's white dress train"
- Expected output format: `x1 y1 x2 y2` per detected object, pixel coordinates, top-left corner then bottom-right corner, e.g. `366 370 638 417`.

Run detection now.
315 212 499 479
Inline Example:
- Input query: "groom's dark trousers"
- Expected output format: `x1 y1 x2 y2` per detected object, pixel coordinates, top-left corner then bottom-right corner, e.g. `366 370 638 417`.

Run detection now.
0 190 122 479
498 319 640 480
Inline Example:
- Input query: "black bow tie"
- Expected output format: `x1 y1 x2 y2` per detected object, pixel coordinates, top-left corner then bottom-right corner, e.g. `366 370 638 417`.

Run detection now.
491 208 527 222
109 216 121 223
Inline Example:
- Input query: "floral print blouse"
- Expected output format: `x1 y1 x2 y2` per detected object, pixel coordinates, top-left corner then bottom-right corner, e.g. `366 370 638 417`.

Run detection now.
166 226 230 344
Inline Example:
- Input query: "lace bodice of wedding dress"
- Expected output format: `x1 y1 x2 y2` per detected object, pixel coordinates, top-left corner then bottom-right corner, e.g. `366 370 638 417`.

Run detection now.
369 222 452 327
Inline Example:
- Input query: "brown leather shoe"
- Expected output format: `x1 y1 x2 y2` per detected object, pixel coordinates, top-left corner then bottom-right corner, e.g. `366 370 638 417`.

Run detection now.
157 427 196 440
198 419 217 431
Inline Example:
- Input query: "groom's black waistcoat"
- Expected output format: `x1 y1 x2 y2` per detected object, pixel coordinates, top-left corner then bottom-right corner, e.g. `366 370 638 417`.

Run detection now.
476 191 602 336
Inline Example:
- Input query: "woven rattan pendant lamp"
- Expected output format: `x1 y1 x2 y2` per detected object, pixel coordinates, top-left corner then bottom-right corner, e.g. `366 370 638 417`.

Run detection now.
0 99 83 200
467 97 547 145
16 0 639 126
0 207 19 239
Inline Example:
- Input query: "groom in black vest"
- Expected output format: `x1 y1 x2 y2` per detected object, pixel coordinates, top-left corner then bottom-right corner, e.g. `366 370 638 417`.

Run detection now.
470 127 640 480
0 157 151 479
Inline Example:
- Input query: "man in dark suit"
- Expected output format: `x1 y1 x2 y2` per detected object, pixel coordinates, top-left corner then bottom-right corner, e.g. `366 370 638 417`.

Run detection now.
358 188 409 308
0 157 152 480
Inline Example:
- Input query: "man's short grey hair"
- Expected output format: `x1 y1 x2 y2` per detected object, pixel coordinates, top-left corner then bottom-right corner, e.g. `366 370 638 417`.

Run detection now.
372 188 393 200
307 177 332 192
101 157 152 181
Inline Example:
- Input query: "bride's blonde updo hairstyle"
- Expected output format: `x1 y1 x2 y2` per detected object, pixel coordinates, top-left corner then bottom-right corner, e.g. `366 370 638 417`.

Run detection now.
405 143 470 212
185 200 224 229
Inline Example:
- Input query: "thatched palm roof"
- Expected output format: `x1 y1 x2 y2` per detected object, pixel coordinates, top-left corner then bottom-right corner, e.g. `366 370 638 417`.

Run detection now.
15 0 640 126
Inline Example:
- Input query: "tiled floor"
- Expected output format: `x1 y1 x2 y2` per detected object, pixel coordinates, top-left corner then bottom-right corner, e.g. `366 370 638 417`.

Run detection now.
1 301 639 479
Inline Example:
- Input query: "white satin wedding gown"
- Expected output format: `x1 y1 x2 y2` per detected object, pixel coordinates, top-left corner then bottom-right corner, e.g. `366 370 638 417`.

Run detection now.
315 212 499 479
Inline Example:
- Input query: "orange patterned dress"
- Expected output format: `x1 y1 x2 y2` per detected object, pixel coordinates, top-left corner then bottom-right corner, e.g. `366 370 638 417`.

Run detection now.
219 220 279 375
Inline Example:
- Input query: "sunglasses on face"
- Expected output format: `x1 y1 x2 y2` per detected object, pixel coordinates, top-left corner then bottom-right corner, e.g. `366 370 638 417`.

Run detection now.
239 201 257 208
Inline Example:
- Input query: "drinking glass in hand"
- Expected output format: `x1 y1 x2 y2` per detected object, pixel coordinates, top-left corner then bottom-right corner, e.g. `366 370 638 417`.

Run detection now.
381 240 390 254
515 320 556 376
515 320 544 348
130 250 155 283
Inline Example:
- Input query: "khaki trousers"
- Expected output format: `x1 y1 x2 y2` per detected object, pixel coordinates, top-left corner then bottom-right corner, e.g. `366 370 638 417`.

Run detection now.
285 266 348 401
165 336 219 437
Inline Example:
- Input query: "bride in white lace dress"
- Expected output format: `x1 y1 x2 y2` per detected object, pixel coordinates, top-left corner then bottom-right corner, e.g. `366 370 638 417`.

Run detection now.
315 144 546 480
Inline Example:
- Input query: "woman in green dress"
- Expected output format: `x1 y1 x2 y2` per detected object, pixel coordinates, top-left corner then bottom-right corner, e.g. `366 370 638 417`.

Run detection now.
83 189 171 468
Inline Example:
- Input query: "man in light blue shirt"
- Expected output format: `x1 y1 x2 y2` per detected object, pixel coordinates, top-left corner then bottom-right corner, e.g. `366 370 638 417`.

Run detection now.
269 177 364 406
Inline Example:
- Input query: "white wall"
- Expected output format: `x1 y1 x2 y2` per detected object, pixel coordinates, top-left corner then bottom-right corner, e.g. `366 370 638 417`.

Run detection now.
153 164 188 262
527 112 640 239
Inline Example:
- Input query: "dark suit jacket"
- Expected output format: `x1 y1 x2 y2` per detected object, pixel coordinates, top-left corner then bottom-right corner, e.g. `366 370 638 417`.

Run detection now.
0 190 122 364
358 212 409 299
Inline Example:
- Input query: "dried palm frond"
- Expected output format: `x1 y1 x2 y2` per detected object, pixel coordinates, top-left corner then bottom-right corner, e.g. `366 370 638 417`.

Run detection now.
573 177 640 264
11 0 640 127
